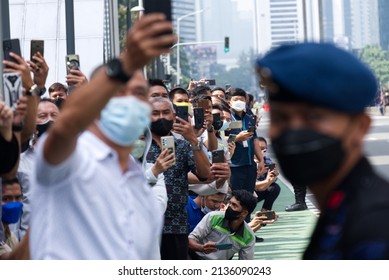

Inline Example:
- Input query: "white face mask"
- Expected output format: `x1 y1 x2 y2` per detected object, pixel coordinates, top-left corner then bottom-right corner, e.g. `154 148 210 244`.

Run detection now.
131 139 147 159
231 100 246 112
98 96 151 146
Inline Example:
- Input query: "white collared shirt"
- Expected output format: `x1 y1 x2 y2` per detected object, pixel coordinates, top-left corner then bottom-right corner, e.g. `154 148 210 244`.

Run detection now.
30 131 162 259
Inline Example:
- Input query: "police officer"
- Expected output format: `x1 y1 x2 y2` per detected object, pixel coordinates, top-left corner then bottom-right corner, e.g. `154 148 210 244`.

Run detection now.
256 42 389 259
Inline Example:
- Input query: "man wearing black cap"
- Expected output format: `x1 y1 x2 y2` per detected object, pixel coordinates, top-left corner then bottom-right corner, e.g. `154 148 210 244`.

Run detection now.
256 42 389 259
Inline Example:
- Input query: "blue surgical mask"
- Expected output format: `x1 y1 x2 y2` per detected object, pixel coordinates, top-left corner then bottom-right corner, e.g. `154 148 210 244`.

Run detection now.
131 139 147 159
2 202 23 224
98 96 151 146
219 120 230 131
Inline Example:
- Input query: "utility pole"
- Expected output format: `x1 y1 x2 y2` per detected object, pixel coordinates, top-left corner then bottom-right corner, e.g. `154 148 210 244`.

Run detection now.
0 0 10 98
65 0 76 55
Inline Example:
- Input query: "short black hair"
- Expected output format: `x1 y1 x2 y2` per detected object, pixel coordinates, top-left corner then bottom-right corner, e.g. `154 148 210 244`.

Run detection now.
248 94 254 103
193 85 211 96
191 94 212 105
2 177 20 188
148 79 168 92
211 87 226 94
169 87 189 101
257 136 267 145
231 189 257 215
229 88 247 99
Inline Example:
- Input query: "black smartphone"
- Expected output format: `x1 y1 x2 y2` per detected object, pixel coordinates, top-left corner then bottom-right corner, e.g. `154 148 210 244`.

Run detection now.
30 40 44 63
247 126 256 133
212 112 222 130
266 163 276 171
175 105 189 123
144 0 172 21
144 0 173 47
205 79 216 86
3 39 21 64
194 107 204 129
256 210 276 220
66 54 80 75
227 134 237 143
212 149 225 164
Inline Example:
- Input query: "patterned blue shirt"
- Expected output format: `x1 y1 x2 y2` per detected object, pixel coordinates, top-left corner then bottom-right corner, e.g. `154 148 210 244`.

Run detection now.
146 137 196 234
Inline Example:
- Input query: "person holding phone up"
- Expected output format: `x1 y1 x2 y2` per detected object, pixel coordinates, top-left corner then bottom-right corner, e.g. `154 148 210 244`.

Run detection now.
227 88 265 216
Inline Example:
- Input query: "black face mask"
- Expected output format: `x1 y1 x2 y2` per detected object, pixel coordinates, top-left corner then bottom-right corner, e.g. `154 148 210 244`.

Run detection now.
36 120 54 138
224 206 242 221
150 118 174 136
271 128 345 186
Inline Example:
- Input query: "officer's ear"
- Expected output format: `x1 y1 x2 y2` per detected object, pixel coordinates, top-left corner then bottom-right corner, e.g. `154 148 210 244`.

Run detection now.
350 113 371 147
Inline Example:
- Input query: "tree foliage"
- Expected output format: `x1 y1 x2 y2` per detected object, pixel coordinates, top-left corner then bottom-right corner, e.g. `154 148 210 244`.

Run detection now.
360 45 389 86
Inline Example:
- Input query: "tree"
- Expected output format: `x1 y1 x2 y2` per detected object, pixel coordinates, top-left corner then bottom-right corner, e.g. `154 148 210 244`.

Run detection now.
360 45 389 86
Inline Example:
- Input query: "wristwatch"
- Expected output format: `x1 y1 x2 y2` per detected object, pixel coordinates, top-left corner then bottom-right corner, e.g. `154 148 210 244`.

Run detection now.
207 125 215 133
27 84 45 97
105 58 132 83
191 140 203 151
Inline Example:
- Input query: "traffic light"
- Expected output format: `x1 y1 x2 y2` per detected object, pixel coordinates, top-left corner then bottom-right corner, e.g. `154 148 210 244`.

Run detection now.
224 37 230 53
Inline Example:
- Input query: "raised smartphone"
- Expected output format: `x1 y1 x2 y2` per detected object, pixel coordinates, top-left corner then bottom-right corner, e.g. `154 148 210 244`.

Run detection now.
227 134 237 143
194 107 204 129
2 73 23 111
66 54 80 75
211 149 225 164
175 105 189 123
161 136 175 156
30 40 44 63
3 39 21 64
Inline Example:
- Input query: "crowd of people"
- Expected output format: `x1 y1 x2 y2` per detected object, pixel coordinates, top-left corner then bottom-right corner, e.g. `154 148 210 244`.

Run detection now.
2 12 389 260
0 13 277 260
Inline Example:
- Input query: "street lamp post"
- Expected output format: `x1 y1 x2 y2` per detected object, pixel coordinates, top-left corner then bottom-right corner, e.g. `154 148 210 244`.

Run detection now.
176 10 203 86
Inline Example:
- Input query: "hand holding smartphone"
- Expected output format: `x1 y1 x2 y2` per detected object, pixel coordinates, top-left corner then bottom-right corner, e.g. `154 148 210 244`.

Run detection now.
255 210 276 220
212 243 232 250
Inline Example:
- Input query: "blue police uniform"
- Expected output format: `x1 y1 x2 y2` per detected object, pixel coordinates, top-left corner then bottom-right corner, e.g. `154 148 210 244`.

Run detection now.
256 43 389 259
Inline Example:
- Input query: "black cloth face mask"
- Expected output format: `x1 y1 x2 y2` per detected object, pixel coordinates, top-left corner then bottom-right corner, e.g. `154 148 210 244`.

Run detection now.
150 118 174 136
271 128 345 186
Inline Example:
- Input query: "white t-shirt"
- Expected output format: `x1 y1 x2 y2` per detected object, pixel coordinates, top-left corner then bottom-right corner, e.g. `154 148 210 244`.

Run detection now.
30 131 163 259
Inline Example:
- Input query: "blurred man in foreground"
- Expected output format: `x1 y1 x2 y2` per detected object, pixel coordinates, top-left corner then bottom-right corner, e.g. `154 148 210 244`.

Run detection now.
256 42 389 259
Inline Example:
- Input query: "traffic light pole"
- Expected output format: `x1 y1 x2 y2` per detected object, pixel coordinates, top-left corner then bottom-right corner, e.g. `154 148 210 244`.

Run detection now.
0 0 10 100
65 0 75 55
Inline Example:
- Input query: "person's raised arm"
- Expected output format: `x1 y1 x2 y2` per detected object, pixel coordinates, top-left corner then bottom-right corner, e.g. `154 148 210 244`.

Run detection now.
43 14 176 165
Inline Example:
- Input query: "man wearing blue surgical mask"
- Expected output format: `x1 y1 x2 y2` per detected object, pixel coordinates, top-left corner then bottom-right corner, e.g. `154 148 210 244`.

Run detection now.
1 178 23 251
29 14 177 260
186 192 226 233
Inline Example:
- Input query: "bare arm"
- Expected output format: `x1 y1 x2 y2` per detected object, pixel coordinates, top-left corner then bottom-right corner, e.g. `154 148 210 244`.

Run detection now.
174 117 211 180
